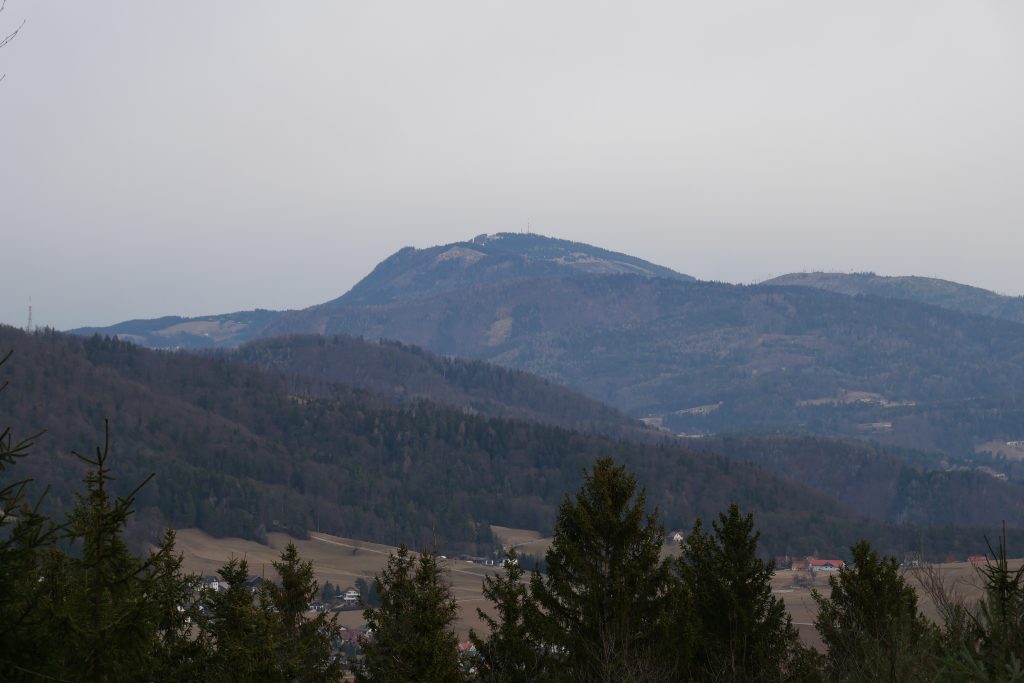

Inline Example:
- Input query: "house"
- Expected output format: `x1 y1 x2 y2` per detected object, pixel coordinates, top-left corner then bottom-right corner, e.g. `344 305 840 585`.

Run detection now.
201 575 229 592
808 558 845 572
968 555 988 565
669 531 685 544
342 587 360 606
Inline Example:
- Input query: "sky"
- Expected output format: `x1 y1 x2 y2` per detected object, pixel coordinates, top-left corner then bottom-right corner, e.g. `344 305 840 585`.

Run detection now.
1 1 1022 330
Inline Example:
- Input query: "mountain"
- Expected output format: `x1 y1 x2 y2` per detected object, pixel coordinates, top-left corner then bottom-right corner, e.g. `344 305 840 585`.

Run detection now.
764 272 1024 325
67 233 693 349
2 325 1017 559
251 275 1024 457
66 234 1024 456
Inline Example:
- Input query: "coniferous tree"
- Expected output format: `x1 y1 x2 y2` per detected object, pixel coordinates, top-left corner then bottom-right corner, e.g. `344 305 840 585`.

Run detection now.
47 422 166 682
149 528 211 682
204 556 283 681
470 549 548 682
268 542 345 682
529 458 678 683
676 504 802 682
813 539 937 681
356 545 463 683
0 351 59 681
938 528 1024 681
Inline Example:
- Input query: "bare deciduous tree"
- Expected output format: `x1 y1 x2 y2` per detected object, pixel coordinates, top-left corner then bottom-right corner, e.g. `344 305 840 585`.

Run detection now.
0 0 25 83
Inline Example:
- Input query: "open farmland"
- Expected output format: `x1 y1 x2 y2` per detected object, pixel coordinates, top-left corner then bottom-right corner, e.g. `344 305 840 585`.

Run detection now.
174 528 1022 646
174 528 504 636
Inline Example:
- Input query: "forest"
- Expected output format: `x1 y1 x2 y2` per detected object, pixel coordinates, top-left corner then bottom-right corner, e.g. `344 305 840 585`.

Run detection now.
2 326 1021 559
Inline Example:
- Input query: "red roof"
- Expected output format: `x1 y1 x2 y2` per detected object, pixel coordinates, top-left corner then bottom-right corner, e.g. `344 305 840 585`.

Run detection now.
808 558 845 568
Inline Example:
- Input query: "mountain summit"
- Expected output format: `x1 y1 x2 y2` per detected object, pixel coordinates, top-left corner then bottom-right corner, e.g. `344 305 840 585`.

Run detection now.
336 233 694 306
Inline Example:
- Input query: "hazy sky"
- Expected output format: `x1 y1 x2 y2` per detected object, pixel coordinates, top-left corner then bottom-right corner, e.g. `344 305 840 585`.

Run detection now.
2 1 1022 330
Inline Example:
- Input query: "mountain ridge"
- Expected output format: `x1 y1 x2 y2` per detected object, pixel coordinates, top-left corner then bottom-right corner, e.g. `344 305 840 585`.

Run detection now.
764 271 1024 325
67 233 693 348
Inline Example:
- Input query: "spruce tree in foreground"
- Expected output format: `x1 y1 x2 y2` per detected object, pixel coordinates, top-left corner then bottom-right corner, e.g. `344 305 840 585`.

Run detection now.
813 539 937 681
356 545 463 683
205 556 281 681
269 542 345 682
470 549 548 682
529 457 678 683
938 528 1024 681
149 528 211 682
676 504 804 682
0 351 60 681
46 422 168 682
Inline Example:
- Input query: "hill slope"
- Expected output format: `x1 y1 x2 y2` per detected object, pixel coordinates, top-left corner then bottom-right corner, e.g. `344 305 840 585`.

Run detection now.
765 272 1024 325
222 334 650 440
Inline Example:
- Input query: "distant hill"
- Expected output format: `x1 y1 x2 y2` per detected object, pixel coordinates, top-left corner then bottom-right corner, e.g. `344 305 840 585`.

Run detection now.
765 272 1024 325
254 275 1024 456
2 325 1016 560
67 233 692 349
69 309 285 350
65 235 1024 456
222 334 650 441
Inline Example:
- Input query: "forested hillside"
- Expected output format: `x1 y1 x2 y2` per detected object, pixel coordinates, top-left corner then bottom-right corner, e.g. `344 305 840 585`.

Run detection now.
2 325 1016 559
222 334 649 440
704 435 1024 529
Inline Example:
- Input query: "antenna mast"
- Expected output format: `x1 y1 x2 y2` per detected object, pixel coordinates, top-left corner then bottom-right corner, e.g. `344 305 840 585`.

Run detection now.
26 297 33 333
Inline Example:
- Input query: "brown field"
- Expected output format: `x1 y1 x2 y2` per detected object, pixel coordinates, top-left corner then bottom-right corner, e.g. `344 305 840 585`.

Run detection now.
491 525 552 558
174 528 503 636
174 528 1022 646
772 557 1024 650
